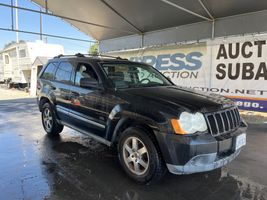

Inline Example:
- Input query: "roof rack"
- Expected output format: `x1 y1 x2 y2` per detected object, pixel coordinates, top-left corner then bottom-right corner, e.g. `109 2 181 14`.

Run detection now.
53 53 128 60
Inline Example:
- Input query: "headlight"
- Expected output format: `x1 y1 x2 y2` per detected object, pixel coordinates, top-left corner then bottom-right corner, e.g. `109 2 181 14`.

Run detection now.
171 112 207 134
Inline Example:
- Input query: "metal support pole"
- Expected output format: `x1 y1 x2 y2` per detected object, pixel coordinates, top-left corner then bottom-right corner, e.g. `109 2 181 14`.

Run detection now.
99 0 143 34
15 0 20 85
15 0 19 43
198 0 214 20
211 20 215 39
11 0 14 30
141 34 144 47
40 7 43 40
160 0 213 21
0 27 96 43
45 0 48 13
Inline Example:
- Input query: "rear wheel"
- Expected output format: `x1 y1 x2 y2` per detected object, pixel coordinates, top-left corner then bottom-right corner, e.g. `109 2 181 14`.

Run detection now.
118 127 166 184
41 103 63 136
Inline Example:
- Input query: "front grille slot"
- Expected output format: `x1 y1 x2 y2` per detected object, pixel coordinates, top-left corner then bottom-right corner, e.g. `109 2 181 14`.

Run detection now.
205 107 241 136
215 113 224 133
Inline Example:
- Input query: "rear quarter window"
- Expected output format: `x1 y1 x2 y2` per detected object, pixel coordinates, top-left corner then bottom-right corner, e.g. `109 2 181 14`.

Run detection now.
41 63 57 80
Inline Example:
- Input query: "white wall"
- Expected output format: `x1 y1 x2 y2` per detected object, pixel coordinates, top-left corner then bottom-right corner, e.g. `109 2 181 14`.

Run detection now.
26 41 64 63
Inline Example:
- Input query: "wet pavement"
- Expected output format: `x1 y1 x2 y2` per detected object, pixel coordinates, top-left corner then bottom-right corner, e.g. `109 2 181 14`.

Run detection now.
0 98 267 200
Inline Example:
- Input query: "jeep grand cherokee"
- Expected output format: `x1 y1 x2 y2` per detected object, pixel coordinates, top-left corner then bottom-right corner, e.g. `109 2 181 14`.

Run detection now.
37 53 247 183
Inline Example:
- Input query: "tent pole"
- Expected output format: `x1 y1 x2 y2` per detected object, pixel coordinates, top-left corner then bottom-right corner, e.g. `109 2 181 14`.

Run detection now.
198 0 214 20
99 0 142 34
160 0 212 21
212 20 215 39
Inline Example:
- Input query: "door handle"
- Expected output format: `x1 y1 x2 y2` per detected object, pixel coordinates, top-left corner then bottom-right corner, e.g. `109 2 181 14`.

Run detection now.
50 85 56 90
71 91 80 97
70 91 81 105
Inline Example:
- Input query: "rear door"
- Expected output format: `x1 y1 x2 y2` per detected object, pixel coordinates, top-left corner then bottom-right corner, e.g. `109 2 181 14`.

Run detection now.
53 61 75 123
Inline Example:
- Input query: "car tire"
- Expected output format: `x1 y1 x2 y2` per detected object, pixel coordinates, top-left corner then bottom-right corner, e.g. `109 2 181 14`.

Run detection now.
118 127 166 184
41 102 63 136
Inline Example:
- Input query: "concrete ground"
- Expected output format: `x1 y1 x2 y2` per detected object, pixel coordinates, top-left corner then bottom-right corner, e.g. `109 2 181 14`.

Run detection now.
0 85 30 100
0 90 267 200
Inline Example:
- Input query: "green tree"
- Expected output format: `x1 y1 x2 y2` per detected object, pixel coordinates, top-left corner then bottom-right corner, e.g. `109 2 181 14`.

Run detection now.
88 43 99 56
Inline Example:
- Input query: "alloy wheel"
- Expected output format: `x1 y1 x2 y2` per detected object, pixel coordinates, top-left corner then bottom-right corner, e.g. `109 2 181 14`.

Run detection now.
43 108 53 131
122 136 149 176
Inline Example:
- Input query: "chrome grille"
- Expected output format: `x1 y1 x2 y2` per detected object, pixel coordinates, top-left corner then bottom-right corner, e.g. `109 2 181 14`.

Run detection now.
205 107 241 136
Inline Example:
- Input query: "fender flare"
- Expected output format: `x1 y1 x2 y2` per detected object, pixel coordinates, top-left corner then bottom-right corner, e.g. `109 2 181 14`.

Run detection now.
110 114 161 144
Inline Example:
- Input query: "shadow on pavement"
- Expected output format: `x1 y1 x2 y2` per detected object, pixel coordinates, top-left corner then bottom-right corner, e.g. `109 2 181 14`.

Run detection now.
41 134 267 200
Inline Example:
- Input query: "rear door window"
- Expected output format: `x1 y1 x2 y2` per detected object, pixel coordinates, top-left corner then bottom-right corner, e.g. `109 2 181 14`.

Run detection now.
41 63 57 80
55 62 74 84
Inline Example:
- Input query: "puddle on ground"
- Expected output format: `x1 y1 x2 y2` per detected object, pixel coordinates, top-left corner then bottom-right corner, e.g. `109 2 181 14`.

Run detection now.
53 141 88 154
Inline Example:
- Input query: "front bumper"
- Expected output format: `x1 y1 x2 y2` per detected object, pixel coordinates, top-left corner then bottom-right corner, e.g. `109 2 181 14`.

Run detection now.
155 124 247 175
167 148 241 174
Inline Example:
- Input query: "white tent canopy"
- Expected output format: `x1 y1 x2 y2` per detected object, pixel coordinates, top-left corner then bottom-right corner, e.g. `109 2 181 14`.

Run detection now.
31 0 267 51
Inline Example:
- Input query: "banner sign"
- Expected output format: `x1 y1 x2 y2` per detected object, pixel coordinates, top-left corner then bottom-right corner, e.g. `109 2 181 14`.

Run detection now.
110 35 267 112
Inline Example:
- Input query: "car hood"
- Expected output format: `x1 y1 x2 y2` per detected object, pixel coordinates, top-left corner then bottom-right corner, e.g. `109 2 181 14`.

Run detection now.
117 86 235 113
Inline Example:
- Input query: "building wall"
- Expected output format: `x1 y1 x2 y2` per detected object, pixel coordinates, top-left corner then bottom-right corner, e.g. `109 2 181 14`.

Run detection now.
26 41 64 63
2 51 13 80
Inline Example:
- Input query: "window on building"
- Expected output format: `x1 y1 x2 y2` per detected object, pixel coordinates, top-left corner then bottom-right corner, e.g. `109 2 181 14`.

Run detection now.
9 50 17 57
4 55 9 64
55 62 73 84
19 49 26 58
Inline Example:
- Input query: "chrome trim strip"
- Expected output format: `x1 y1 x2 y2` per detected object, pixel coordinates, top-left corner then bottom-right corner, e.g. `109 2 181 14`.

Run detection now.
69 112 105 129
57 106 69 114
56 106 105 129
60 121 111 146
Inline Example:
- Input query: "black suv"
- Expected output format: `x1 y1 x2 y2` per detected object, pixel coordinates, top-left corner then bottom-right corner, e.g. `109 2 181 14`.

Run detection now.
37 54 247 183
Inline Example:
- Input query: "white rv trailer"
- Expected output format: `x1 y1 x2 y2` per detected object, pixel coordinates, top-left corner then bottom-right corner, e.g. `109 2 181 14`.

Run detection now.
1 40 64 87
0 54 3 83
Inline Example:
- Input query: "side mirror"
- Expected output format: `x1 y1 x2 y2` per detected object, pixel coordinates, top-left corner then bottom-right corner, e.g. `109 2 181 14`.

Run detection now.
80 77 98 88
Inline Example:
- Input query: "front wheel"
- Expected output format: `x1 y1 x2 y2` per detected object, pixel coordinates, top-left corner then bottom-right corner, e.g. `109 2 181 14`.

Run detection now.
118 127 166 184
41 103 63 136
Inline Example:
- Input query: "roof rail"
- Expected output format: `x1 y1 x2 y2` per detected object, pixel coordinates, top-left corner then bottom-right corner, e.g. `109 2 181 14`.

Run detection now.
99 54 128 60
75 53 85 57
53 53 127 60
53 54 64 58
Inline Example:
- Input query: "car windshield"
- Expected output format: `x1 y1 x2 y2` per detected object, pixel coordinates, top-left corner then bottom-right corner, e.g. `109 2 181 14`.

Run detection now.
101 63 172 89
